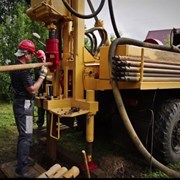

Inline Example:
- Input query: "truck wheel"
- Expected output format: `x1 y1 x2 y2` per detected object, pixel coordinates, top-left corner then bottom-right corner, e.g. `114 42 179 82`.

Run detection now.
153 99 180 164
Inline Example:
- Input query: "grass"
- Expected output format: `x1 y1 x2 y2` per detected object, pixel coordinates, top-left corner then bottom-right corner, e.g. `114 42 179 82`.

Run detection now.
0 102 38 163
0 102 15 127
1 102 180 178
0 102 18 163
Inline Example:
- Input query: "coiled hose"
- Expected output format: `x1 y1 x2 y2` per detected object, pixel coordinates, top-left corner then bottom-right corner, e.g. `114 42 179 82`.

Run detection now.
108 37 180 178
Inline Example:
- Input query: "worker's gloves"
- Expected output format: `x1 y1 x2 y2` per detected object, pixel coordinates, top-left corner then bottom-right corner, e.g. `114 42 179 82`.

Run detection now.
39 65 48 80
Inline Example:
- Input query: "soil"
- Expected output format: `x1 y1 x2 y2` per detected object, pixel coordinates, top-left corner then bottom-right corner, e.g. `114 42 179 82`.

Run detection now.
29 137 148 178
98 155 146 178
0 127 149 178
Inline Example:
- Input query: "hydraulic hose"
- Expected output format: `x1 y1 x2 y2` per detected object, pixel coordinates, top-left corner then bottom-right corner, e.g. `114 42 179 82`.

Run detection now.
108 0 120 38
108 37 180 178
85 27 108 55
87 0 98 22
62 0 105 19
85 32 97 55
89 32 98 54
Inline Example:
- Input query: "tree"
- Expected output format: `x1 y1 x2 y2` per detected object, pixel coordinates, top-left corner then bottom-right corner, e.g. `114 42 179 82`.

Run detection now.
0 0 22 24
0 2 48 101
110 30 123 42
110 33 116 42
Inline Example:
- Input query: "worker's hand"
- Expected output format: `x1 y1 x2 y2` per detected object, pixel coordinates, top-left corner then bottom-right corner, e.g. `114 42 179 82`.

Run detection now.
39 65 48 80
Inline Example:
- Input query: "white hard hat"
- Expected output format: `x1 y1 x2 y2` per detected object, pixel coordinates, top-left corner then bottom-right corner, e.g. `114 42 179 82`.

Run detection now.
14 49 28 57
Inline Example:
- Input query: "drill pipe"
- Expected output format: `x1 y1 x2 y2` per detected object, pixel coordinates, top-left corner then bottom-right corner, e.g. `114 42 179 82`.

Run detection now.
0 62 52 72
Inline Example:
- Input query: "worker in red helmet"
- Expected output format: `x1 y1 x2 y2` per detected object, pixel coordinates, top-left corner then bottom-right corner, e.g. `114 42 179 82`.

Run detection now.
34 49 47 130
36 49 46 61
10 40 48 178
14 39 36 56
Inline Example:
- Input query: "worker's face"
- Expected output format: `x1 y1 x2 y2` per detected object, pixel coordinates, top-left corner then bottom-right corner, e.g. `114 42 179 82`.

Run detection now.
38 56 46 63
25 52 33 63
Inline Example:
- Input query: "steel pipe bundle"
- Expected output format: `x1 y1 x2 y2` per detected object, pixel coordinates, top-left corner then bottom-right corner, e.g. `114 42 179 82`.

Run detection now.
112 56 180 82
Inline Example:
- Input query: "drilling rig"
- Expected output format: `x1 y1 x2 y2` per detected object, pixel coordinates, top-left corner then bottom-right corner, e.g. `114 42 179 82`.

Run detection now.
25 0 180 177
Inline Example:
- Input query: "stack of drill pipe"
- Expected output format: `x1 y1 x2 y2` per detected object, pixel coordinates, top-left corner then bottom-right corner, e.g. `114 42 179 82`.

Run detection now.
62 166 80 178
38 164 62 178
37 163 80 178
52 167 68 178
112 56 180 82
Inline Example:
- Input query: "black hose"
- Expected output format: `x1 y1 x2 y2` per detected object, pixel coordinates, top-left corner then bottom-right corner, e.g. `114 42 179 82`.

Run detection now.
87 0 98 22
85 27 108 55
108 0 120 38
89 32 98 54
108 37 180 178
96 29 108 52
85 33 95 55
62 0 105 19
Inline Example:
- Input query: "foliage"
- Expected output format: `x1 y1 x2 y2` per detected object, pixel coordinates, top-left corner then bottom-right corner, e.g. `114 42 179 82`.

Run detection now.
0 0 21 24
0 2 48 101
84 36 91 52
110 30 123 42
110 33 116 42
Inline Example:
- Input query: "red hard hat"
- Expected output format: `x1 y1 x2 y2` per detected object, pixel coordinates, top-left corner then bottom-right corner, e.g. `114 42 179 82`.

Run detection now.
36 50 45 59
18 39 35 54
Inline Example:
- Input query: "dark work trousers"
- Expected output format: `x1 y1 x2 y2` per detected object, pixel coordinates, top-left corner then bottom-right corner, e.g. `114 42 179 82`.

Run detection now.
13 99 34 174
36 99 45 128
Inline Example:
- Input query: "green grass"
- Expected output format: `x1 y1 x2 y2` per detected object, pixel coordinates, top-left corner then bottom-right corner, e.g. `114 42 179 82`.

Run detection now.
145 163 180 178
0 102 15 127
0 102 38 127
0 102 39 161
0 102 18 162
1 102 180 178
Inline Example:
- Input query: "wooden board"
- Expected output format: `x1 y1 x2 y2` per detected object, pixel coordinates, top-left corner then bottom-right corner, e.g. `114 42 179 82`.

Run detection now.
0 158 45 178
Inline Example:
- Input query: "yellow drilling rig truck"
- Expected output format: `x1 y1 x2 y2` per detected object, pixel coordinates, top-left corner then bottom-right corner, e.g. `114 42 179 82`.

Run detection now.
6 0 180 177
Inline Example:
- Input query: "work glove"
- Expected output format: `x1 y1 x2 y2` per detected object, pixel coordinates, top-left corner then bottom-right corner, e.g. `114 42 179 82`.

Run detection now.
39 65 48 79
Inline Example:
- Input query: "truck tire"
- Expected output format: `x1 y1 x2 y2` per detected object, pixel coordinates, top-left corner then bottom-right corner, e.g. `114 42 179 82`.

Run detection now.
153 99 180 164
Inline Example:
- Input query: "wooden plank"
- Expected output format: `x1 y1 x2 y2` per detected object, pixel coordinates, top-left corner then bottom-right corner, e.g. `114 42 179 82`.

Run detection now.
0 158 45 178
